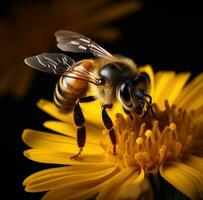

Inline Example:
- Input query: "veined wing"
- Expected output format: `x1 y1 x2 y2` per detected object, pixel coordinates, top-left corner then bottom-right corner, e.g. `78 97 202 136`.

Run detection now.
24 53 100 85
55 30 113 58
24 53 75 75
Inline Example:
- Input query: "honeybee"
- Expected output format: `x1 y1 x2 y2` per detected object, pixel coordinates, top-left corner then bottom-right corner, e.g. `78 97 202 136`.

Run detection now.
24 30 153 158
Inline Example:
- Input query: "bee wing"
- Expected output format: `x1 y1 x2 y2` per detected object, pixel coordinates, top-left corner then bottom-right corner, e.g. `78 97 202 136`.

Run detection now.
25 53 100 85
55 30 113 58
24 53 75 75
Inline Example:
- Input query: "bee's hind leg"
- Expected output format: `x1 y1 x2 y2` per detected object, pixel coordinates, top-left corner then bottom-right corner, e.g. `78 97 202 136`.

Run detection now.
102 104 117 155
71 96 96 159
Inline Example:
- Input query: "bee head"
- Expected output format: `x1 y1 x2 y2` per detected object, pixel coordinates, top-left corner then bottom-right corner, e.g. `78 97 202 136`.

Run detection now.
118 77 148 115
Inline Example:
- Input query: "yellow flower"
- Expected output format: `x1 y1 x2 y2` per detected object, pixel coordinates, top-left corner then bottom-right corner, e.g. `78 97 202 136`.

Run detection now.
23 66 203 200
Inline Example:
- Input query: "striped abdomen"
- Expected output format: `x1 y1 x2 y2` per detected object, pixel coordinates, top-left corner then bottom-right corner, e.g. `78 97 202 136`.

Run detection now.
54 76 88 113
53 60 93 113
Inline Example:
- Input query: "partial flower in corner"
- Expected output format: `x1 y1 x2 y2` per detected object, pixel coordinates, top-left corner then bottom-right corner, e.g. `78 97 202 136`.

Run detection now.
22 66 203 200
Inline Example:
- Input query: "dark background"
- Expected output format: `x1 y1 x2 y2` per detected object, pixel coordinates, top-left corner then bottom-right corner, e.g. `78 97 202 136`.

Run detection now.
0 0 202 199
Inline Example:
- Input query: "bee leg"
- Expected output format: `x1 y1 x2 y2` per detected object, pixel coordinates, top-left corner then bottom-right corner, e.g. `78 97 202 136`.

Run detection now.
71 96 96 159
122 107 133 121
102 104 117 155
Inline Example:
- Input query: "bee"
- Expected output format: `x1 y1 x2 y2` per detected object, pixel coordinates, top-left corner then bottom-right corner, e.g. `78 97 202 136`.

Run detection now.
24 30 153 158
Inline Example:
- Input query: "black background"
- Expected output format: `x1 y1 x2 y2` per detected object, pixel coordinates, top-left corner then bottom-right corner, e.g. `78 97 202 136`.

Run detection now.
0 0 202 199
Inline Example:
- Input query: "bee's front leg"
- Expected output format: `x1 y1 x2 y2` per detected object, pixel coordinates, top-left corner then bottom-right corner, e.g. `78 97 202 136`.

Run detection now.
71 96 96 159
102 104 117 155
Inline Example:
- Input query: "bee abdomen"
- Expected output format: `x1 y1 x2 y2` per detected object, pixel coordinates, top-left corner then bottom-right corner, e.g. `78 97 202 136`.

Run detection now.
54 77 88 113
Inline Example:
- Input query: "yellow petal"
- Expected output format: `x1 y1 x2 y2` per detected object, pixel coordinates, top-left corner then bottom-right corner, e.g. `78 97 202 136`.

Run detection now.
85 100 124 125
112 169 153 200
37 98 103 125
175 73 203 106
43 121 76 137
82 96 124 122
81 99 103 124
184 155 203 172
37 99 117 127
167 73 190 103
193 105 203 119
41 167 118 200
43 121 105 144
93 28 121 41
24 149 107 165
22 129 103 154
25 165 116 192
160 162 203 199
187 94 203 111
97 168 136 200
176 80 203 111
153 71 176 107
155 72 190 109
23 163 114 186
139 65 155 99
43 186 101 200
83 1 142 28
37 99 72 122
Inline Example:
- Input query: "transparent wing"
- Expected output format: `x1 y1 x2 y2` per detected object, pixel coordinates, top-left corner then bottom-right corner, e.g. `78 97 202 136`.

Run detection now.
24 53 75 75
24 53 100 85
55 30 113 58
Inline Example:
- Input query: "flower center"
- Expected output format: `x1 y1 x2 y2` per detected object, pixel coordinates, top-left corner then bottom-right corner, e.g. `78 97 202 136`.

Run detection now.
101 100 199 175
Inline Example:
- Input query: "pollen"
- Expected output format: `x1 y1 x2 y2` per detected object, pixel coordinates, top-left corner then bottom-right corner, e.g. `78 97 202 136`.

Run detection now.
136 137 143 145
101 100 199 175
145 130 152 138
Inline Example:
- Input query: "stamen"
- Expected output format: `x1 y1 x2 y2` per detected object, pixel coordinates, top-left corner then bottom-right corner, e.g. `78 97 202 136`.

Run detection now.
175 142 182 157
158 145 167 164
136 137 143 145
145 130 152 138
145 130 152 149
152 121 159 142
136 137 144 152
102 101 198 174
169 123 176 130
169 123 178 140
139 123 146 137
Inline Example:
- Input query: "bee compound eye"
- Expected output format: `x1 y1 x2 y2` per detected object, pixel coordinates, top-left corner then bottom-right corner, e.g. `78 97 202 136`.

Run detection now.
120 82 132 107
136 99 145 110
